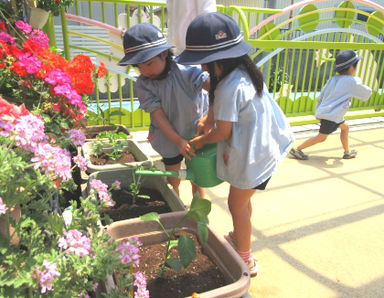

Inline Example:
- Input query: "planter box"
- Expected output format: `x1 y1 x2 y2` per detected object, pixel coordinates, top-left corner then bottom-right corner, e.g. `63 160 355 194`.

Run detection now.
82 140 152 174
107 211 250 298
86 169 186 217
81 124 131 142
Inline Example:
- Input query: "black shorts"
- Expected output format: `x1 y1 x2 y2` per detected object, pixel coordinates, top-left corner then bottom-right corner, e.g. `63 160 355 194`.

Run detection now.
162 154 184 166
319 119 345 135
253 177 271 190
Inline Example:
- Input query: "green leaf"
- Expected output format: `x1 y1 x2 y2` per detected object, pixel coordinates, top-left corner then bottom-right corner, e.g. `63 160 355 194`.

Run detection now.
197 223 209 244
165 258 182 272
140 212 160 223
178 235 196 268
187 193 211 223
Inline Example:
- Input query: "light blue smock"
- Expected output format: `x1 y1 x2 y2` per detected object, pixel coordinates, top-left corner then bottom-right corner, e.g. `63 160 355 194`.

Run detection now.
315 75 372 123
136 60 209 158
214 67 294 189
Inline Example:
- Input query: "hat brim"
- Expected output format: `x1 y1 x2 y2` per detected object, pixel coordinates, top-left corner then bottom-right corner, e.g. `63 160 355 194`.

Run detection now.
118 44 172 66
175 41 251 65
335 55 362 72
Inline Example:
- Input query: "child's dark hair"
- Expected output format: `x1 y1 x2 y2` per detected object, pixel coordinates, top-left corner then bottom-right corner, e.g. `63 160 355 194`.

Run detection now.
207 55 264 104
338 61 358 75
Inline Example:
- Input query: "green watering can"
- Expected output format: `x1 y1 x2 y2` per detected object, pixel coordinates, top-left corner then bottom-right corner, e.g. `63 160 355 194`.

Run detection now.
135 143 223 188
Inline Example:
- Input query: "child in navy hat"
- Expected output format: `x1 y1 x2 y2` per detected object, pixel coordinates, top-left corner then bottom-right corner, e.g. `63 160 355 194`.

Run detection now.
118 23 209 198
290 49 372 160
176 12 294 276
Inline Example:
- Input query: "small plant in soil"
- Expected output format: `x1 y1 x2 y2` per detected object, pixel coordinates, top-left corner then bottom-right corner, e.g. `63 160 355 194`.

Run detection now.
92 129 130 161
140 192 211 277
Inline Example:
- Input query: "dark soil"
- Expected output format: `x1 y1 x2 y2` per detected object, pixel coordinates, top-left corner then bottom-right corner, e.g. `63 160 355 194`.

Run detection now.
133 232 228 297
90 151 136 165
101 187 171 222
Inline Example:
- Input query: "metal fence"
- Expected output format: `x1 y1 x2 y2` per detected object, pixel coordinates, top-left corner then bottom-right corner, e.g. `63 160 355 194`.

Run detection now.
47 0 384 129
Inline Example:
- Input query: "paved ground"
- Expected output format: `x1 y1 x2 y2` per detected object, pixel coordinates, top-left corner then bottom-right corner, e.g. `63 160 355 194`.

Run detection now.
131 116 384 298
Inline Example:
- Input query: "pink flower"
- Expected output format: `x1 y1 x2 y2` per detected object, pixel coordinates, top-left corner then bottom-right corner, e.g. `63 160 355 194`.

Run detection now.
34 260 60 294
73 154 87 171
45 69 72 86
0 32 16 46
116 237 142 267
90 179 115 207
133 271 149 298
15 20 32 34
67 128 86 146
113 180 121 190
18 53 43 74
58 229 92 257
0 196 8 215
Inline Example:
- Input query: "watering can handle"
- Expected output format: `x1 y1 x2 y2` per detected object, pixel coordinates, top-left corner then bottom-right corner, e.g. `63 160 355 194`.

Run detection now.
135 169 180 178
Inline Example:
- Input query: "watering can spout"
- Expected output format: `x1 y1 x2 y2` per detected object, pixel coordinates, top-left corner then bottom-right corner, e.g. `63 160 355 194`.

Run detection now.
135 143 222 188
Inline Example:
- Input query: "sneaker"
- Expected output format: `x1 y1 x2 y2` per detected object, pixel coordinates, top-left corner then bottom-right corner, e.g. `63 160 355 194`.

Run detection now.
343 149 357 159
247 257 259 277
290 148 308 160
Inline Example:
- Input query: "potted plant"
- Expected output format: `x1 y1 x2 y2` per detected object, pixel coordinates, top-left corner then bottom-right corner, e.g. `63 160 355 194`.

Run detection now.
26 0 74 16
85 168 186 223
0 99 149 297
81 130 152 174
107 195 251 298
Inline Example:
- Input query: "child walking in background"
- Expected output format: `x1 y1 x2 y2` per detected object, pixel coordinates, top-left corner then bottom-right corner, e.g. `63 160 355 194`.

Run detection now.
290 50 372 160
176 12 294 276
118 23 209 198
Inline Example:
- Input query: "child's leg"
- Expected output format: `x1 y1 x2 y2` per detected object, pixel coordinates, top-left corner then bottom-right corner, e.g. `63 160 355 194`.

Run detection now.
339 122 350 153
164 162 182 195
297 133 328 151
227 185 256 253
191 182 205 199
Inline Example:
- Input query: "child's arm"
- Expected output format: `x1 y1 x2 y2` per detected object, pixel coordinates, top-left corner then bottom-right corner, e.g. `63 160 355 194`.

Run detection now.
352 77 372 101
151 107 194 159
190 120 232 150
195 105 214 136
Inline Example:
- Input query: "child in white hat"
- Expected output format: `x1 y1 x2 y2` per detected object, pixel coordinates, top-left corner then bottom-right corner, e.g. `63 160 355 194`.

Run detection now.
118 23 209 198
176 12 294 276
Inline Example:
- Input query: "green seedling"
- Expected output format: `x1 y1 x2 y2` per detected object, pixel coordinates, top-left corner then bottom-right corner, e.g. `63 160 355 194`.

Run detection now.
140 192 211 277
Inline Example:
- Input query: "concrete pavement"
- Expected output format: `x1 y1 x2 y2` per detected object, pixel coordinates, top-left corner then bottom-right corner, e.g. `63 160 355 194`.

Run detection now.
132 116 384 298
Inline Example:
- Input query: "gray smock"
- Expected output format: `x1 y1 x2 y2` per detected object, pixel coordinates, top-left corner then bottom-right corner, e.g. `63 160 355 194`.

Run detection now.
213 68 294 189
136 60 209 158
315 75 372 123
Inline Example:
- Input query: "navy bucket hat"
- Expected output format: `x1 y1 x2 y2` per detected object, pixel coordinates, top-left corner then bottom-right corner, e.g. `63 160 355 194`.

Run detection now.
176 12 251 65
118 23 172 66
335 50 362 73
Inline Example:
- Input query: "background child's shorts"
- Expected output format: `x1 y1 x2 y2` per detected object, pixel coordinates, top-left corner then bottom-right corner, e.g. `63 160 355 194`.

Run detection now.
319 119 345 134
162 154 183 166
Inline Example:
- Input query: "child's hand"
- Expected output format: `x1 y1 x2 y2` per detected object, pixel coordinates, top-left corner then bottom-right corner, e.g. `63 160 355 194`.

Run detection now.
189 136 204 150
176 138 195 160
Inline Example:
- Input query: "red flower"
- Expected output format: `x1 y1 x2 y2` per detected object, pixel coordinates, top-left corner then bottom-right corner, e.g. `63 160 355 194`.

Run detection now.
0 96 29 123
0 21 6 31
96 61 107 78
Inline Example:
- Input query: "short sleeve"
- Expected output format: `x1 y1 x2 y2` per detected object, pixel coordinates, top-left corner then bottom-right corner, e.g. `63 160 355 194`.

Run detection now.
214 82 240 122
136 78 161 113
178 64 209 94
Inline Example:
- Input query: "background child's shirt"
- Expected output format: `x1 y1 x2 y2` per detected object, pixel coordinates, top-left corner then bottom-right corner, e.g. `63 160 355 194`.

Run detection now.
214 68 294 189
315 75 372 123
137 59 209 158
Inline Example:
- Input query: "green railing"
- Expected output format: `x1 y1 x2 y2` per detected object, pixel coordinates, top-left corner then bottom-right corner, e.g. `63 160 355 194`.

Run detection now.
48 0 384 129
245 0 384 125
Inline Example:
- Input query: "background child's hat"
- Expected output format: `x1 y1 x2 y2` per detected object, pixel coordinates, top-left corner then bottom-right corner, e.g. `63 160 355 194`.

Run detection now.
118 23 172 66
175 12 251 65
335 50 362 73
